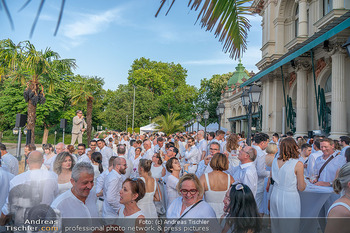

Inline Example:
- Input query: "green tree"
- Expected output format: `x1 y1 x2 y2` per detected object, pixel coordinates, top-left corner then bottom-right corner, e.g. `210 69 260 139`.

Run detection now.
196 72 232 123
154 112 184 135
156 0 252 59
70 75 105 142
0 39 76 142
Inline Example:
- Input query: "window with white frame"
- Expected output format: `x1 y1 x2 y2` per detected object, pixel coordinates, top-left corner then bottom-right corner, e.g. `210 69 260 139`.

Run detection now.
323 0 333 16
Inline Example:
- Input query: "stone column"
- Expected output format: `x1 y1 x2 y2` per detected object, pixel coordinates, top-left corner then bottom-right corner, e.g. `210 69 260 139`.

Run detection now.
330 44 348 138
333 0 344 9
298 0 308 37
295 59 310 137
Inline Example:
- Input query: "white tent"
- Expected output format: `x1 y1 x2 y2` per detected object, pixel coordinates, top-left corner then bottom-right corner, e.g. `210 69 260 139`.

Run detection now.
205 122 228 133
140 123 159 134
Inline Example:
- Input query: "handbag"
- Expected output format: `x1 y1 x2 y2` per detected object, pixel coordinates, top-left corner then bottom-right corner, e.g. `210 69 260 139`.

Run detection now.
154 180 166 216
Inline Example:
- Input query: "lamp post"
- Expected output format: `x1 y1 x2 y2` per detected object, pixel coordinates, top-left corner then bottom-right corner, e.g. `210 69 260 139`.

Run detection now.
191 119 194 133
54 130 57 146
196 114 201 132
126 115 128 133
132 85 136 134
241 84 262 146
203 110 209 138
149 116 152 124
216 103 225 130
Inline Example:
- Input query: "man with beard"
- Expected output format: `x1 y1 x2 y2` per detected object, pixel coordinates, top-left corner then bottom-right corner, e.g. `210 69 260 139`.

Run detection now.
102 157 127 217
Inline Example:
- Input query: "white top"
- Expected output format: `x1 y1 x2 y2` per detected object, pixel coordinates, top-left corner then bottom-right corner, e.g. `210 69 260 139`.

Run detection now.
327 201 350 216
151 164 164 179
197 139 208 156
51 189 98 218
166 197 216 218
118 205 144 218
58 182 73 195
1 152 19 175
0 167 14 212
184 145 201 165
315 151 345 182
252 145 270 181
128 147 136 160
143 148 153 160
77 154 91 164
100 146 114 171
102 169 123 217
154 144 166 154
307 150 323 175
166 174 180 206
44 154 57 170
1 169 58 215
96 169 109 194
137 177 157 218
230 162 258 197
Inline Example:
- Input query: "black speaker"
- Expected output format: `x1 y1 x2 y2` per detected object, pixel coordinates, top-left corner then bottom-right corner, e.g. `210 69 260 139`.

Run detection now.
308 131 314 139
60 119 67 129
15 114 27 127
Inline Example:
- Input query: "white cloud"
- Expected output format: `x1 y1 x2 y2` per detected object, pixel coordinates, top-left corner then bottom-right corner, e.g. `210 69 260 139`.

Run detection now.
61 7 125 41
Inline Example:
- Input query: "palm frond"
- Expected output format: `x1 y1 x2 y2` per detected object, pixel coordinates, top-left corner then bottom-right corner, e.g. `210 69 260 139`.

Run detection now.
156 0 252 59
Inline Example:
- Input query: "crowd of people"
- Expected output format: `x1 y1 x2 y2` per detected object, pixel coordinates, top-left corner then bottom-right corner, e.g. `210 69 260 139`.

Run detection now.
0 129 350 233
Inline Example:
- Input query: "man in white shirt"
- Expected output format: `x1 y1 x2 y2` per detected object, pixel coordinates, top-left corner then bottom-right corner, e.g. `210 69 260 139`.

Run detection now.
86 140 99 153
339 136 350 163
252 133 270 213
0 143 18 175
97 139 114 171
211 130 225 152
116 144 133 178
154 137 166 155
142 140 153 160
76 143 91 164
195 142 221 178
206 132 215 156
307 139 323 176
299 143 312 176
184 137 201 174
0 164 14 227
51 162 98 218
196 130 207 160
230 146 258 197
1 151 58 224
102 157 127 217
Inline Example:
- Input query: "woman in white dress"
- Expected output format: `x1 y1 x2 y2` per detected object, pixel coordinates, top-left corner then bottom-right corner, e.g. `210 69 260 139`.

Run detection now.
131 147 142 178
326 163 350 233
269 138 306 232
137 159 160 218
165 157 181 206
151 153 166 179
53 152 76 194
118 178 146 232
91 152 103 184
43 144 56 170
224 133 241 167
199 153 234 218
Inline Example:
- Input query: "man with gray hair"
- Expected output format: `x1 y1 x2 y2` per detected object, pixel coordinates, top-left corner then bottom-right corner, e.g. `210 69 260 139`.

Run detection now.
1 151 58 222
71 110 87 145
229 146 258 197
102 157 127 217
196 130 207 160
51 162 98 218
142 140 153 160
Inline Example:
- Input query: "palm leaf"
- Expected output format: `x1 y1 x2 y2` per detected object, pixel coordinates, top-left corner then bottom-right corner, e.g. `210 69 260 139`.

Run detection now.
156 0 252 59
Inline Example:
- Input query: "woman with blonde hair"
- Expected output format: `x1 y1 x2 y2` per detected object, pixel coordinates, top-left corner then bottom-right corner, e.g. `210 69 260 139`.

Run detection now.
200 153 234 218
53 152 76 194
167 173 216 218
325 163 350 233
137 159 161 218
224 133 241 167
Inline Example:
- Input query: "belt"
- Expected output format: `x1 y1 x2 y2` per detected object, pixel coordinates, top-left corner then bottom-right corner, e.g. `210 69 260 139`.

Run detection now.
192 164 198 166
99 197 104 201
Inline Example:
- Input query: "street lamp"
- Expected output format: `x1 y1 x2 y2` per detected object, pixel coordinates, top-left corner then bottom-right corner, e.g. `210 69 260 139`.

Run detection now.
132 85 136 134
149 116 152 124
203 110 209 138
191 119 195 133
126 115 128 133
216 103 225 130
241 84 262 146
196 114 201 132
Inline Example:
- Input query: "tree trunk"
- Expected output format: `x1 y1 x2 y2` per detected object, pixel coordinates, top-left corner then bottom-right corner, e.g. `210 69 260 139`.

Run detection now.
27 99 37 144
42 126 49 145
0 131 3 142
86 98 93 143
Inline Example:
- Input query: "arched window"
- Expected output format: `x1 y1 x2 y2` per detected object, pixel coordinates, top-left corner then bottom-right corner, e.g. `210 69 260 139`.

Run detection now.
323 0 333 16
295 5 299 37
324 74 332 93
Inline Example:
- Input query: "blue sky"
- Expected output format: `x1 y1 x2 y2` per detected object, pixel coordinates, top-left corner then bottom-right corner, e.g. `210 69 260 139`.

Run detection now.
1 0 262 90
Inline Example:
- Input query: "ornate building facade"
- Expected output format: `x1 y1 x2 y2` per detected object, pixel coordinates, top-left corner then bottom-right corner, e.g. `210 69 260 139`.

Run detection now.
222 0 350 139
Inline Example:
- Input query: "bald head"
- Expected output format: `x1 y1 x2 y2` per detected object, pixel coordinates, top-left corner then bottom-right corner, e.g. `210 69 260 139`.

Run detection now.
113 157 126 168
27 150 44 169
144 140 151 150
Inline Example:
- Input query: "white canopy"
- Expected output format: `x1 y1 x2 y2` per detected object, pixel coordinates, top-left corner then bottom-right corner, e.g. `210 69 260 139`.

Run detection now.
205 122 228 133
140 122 159 134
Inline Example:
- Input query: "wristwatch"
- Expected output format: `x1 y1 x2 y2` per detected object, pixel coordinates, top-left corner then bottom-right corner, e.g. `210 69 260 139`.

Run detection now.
329 181 333 186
